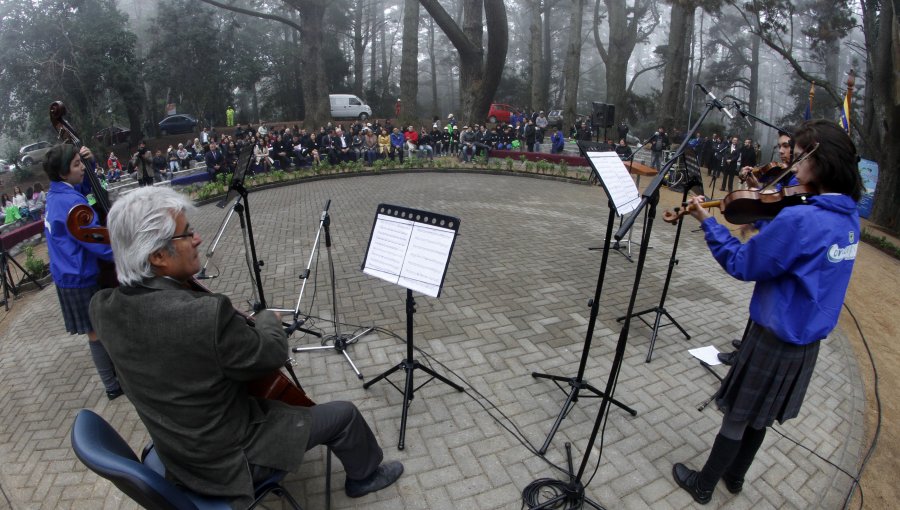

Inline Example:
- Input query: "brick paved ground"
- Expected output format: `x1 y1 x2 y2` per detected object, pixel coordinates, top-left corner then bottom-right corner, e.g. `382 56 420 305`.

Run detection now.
0 172 864 509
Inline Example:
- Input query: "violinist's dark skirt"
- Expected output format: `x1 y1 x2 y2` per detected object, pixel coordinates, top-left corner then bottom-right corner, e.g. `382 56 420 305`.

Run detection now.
56 285 99 335
715 321 820 429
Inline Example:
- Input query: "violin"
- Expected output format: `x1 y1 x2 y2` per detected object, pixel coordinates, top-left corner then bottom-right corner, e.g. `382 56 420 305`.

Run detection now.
738 162 783 183
662 184 815 225
71 217 314 407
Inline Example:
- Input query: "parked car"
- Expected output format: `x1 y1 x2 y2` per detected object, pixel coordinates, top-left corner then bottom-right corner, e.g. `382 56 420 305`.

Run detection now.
546 109 563 129
94 125 131 144
0 159 13 173
18 141 54 167
487 103 515 124
329 94 372 120
158 114 198 136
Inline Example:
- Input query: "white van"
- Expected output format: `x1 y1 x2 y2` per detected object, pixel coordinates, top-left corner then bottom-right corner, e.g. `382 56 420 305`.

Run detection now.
329 94 372 120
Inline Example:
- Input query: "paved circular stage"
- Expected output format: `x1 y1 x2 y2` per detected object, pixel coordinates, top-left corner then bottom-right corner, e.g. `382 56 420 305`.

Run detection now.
0 171 864 508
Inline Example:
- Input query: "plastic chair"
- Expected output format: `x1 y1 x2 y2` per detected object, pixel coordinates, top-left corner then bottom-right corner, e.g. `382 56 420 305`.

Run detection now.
70 409 302 510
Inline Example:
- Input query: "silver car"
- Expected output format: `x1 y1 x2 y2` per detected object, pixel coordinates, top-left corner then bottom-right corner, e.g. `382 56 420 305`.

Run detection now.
19 141 54 167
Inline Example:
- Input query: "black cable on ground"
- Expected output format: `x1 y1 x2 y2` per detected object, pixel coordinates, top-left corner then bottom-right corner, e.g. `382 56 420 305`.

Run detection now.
840 302 882 510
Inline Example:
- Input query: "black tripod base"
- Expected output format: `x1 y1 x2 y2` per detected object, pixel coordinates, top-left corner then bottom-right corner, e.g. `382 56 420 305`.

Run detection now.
531 372 637 455
292 328 372 379
523 443 606 510
364 358 463 450
616 306 690 362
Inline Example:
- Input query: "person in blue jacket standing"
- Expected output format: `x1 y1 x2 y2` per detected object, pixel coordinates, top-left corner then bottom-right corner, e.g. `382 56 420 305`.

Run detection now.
43 144 122 400
672 120 863 504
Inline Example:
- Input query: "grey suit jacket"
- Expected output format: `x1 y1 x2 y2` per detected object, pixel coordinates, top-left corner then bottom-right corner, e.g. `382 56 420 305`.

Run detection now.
89 277 311 507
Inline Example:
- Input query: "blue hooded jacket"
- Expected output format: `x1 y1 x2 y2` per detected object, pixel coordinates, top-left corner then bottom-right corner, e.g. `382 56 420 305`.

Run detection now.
701 194 859 345
45 181 113 288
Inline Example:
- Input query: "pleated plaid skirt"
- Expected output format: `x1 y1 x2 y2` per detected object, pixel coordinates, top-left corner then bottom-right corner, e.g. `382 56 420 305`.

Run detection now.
715 321 820 429
55 285 100 335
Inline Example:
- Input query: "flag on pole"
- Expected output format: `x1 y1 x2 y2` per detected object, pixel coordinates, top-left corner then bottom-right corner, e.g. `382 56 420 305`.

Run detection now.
803 82 815 121
839 92 850 133
839 70 855 134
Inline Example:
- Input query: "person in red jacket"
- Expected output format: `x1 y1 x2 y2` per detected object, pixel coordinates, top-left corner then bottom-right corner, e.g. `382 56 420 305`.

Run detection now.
403 125 419 156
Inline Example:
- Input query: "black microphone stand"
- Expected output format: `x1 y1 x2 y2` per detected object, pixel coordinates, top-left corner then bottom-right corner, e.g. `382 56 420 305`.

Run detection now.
524 100 722 509
612 101 725 362
291 200 371 379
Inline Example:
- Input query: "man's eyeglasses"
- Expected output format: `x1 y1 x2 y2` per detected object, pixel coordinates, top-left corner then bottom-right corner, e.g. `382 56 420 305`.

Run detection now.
170 228 196 241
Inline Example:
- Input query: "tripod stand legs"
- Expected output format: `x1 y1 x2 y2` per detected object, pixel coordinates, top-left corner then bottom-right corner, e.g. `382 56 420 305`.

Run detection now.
365 358 463 450
531 372 637 455
292 327 373 379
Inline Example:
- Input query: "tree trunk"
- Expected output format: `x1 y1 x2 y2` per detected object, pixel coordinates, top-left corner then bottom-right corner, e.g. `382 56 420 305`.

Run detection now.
369 1 377 95
197 0 331 129
562 0 585 133
296 0 330 128
601 0 628 113
530 0 544 112
748 32 760 138
429 17 439 117
353 0 365 96
659 1 695 130
541 1 552 108
419 0 508 125
823 38 840 122
868 1 900 231
380 3 389 88
400 0 419 125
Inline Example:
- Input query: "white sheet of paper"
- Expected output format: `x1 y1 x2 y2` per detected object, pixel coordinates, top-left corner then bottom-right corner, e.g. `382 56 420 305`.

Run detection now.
363 213 455 298
586 151 640 215
688 345 722 366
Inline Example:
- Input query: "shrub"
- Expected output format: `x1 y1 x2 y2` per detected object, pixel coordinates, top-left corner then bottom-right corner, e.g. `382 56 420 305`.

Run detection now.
23 246 48 278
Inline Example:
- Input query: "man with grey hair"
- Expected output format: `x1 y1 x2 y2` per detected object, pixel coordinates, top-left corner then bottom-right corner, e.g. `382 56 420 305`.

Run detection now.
89 187 402 507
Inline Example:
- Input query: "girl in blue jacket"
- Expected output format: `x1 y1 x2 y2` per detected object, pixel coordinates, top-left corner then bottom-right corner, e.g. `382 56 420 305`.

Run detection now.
673 120 863 504
43 144 122 400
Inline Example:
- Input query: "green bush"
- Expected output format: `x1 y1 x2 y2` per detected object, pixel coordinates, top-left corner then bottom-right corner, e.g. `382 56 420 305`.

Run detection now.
23 246 48 277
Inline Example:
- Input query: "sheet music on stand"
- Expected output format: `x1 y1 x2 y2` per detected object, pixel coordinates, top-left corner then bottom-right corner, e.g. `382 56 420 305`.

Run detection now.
585 151 641 216
361 204 460 298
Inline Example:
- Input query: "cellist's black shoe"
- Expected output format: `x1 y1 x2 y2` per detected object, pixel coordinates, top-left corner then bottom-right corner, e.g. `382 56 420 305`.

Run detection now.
731 339 742 350
721 472 744 494
673 463 712 504
106 388 124 400
718 351 737 366
345 461 404 498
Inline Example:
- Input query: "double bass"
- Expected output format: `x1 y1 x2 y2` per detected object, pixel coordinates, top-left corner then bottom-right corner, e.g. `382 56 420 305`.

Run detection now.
51 103 312 407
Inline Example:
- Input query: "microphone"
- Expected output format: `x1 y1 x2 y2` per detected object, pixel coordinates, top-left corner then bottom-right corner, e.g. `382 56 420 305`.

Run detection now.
696 84 734 120
722 95 751 127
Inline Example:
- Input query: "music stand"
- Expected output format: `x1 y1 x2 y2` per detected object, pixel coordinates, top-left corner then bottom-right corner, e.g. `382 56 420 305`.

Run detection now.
0 243 44 311
616 149 699 362
531 150 638 455
361 204 464 450
522 98 725 510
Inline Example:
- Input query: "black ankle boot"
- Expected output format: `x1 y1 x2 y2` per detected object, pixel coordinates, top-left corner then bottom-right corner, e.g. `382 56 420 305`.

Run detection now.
723 426 767 494
721 472 744 494
673 463 712 504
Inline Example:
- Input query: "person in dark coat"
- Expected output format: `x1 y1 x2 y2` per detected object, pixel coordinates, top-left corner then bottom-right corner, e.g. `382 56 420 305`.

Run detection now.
720 136 741 192
90 187 403 508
